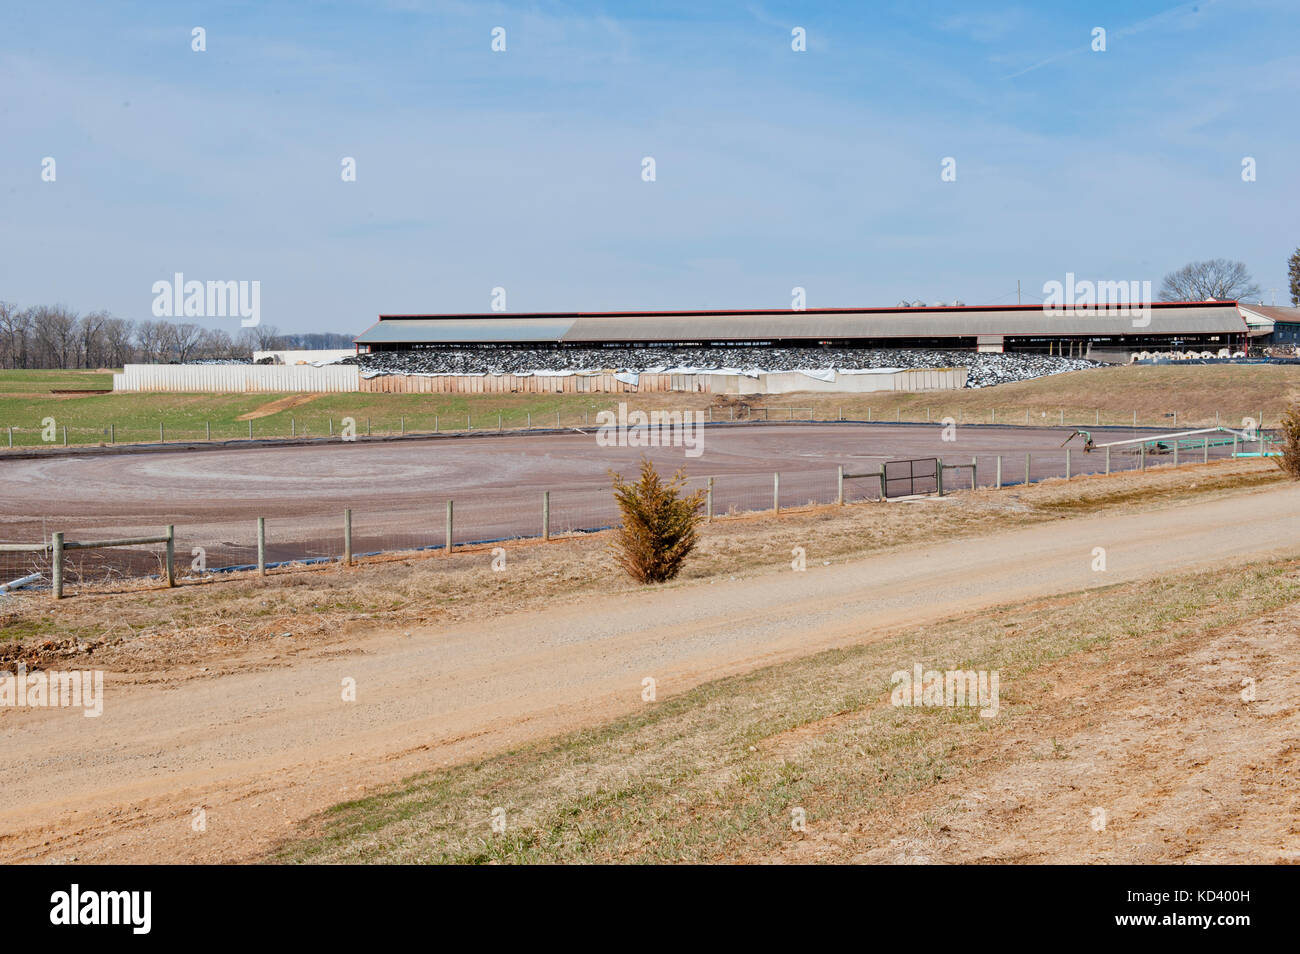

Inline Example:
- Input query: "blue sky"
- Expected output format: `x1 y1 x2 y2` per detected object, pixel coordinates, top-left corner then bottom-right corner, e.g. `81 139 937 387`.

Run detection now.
2 0 1297 335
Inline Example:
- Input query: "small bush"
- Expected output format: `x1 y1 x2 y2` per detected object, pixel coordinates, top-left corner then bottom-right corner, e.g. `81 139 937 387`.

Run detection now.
1277 403 1300 479
610 458 706 584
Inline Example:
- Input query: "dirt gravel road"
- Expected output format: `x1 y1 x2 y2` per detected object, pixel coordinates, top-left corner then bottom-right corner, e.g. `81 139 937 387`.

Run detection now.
2 482 1298 864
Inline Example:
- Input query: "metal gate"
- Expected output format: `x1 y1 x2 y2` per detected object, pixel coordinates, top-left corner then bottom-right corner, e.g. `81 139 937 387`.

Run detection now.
883 457 938 498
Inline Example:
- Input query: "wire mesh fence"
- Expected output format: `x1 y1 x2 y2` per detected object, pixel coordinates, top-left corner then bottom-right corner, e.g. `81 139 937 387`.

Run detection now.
0 437 1275 597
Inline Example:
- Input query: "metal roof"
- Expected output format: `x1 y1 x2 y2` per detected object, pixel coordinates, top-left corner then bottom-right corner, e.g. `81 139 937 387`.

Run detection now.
355 303 1246 345
355 317 574 344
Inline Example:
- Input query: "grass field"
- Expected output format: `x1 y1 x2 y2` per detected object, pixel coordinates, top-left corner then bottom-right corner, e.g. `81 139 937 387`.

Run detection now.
0 364 1298 448
273 551 1300 863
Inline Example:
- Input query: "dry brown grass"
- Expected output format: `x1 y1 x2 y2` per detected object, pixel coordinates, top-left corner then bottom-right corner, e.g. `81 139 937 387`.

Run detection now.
0 457 1282 672
275 537 1300 864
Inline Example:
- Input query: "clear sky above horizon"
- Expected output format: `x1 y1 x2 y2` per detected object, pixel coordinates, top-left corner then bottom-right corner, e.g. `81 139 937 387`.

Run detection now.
2 0 1297 335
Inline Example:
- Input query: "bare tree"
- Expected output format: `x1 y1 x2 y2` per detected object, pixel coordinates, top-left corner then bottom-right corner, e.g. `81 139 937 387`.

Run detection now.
252 323 284 352
30 305 80 368
1289 247 1299 307
1159 259 1261 302
157 322 206 363
101 317 137 367
134 320 168 362
0 302 32 369
77 310 110 368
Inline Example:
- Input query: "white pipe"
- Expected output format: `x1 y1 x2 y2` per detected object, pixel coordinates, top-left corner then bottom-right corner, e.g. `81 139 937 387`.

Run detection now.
0 572 42 593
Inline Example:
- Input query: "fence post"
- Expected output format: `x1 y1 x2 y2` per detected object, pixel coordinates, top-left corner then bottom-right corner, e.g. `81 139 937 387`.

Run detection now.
1025 453 1031 485
995 455 1002 489
165 525 175 586
52 532 64 599
1095 409 1099 426
1173 411 1178 428
1203 437 1208 463
867 407 872 422
249 419 253 440
837 465 844 505
707 477 714 522
878 468 886 500
401 417 406 435
936 458 944 497
1065 448 1071 479
1133 409 1137 427
435 415 439 433
773 473 780 514
257 517 266 576
896 407 900 422
543 491 550 541
160 422 165 443
445 500 454 554
329 417 334 437
109 423 114 444
367 417 372 437
1059 408 1064 426
1140 444 1146 471
1233 435 1239 457
1173 441 1179 467
527 412 531 429
291 417 296 438
63 425 68 446
971 456 978 488
344 508 352 565
555 411 559 429
1105 446 1111 474
7 426 11 448
838 406 842 422
498 413 502 432
206 421 211 441
1025 408 1029 426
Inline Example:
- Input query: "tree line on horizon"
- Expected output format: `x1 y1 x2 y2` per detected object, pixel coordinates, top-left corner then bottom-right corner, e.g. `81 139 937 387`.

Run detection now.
0 301 353 370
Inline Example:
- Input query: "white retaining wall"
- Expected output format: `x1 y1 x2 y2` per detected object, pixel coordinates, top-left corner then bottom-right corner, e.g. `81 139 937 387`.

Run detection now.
113 364 966 394
114 364 361 393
